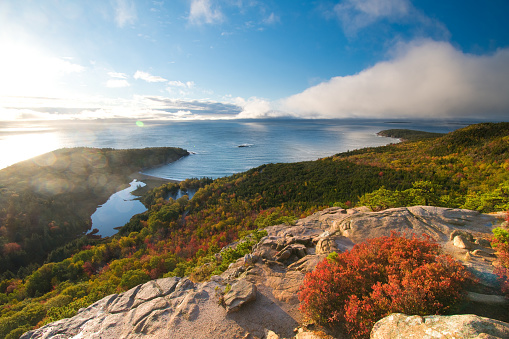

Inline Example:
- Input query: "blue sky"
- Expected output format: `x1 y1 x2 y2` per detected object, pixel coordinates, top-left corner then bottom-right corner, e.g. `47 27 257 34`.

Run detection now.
1 0 509 120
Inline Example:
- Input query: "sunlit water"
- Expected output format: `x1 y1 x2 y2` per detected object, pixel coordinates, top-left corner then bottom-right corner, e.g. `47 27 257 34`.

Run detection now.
90 179 146 237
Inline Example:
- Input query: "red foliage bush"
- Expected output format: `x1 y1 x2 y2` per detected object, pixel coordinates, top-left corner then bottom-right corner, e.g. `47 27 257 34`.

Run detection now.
2 242 22 255
491 212 509 296
299 233 473 338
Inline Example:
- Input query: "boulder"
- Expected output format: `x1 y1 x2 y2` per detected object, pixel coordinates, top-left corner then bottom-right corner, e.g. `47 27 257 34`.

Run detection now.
266 330 280 339
453 234 474 250
472 249 495 257
476 238 492 248
371 313 509 339
450 229 474 242
223 280 257 313
315 236 338 254
275 243 308 262
295 331 327 339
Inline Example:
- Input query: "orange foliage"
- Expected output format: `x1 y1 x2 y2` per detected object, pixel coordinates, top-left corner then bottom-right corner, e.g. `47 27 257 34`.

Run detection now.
299 233 474 338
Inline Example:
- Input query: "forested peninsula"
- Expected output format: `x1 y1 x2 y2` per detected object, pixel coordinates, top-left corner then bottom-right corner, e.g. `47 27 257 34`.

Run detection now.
2 122 509 338
376 128 445 141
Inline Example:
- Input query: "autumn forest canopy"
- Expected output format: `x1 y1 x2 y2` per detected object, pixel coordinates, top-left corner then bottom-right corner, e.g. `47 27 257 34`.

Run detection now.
0 122 509 337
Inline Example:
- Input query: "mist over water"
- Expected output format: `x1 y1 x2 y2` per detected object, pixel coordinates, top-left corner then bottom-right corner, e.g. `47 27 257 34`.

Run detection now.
1 119 468 179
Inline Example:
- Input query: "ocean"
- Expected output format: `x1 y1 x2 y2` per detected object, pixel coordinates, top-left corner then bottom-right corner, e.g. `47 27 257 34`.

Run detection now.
1 119 469 179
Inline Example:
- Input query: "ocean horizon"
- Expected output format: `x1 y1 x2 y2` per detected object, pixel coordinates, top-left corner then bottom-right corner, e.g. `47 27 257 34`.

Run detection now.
0 118 472 180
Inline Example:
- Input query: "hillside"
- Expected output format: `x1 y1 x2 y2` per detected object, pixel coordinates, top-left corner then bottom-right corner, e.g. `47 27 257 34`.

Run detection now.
0 147 188 276
1 122 509 338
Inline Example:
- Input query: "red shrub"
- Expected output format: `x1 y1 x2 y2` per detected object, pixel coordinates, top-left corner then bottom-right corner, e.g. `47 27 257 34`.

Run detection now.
299 233 473 338
2 242 22 255
82 261 95 277
491 216 509 296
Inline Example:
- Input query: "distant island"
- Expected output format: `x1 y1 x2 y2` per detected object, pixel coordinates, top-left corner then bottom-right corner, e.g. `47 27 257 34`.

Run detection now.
377 128 444 141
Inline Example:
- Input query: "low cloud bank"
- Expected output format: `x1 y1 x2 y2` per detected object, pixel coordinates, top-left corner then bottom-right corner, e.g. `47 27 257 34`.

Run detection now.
283 40 509 120
234 97 288 119
0 95 244 121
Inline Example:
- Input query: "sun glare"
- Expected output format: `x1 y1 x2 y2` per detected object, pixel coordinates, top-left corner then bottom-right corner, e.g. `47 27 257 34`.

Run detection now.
0 130 61 169
0 40 84 98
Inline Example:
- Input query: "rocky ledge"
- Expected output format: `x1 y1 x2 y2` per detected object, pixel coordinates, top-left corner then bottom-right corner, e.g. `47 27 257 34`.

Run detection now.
22 206 509 339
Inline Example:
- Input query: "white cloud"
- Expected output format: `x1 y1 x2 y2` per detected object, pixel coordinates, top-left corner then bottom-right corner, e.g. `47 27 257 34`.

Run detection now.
0 107 52 121
333 0 448 38
263 12 280 25
108 71 128 79
168 80 186 87
168 80 195 88
189 0 224 25
174 110 192 117
334 0 411 34
235 97 287 119
114 0 137 27
165 80 198 97
54 58 85 73
283 40 509 119
0 94 244 121
106 79 130 88
134 70 167 83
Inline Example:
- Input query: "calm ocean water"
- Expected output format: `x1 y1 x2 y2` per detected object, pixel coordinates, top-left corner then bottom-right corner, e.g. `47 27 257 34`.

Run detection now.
1 119 469 179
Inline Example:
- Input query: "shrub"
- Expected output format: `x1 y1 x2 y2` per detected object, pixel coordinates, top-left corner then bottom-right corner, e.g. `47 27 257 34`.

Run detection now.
299 233 473 338
492 221 509 296
43 294 95 325
5 325 31 339
120 269 150 289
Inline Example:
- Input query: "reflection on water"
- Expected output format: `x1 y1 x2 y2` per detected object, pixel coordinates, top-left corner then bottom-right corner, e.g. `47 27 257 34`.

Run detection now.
167 189 196 200
90 179 147 237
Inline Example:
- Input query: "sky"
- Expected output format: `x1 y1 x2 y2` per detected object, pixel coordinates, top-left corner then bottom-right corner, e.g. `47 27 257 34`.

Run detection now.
1 0 509 121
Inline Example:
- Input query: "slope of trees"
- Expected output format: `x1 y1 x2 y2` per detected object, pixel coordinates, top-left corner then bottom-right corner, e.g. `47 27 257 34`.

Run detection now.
0 147 188 276
0 122 508 337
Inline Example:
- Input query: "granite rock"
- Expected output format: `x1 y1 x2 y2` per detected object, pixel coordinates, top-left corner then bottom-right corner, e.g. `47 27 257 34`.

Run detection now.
371 313 509 339
223 280 257 313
